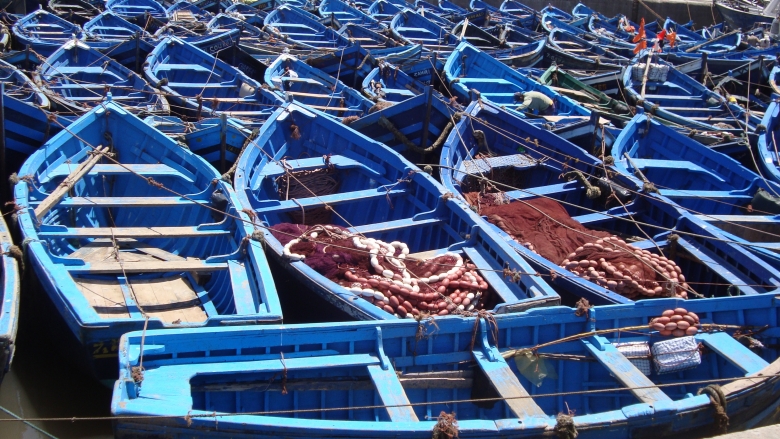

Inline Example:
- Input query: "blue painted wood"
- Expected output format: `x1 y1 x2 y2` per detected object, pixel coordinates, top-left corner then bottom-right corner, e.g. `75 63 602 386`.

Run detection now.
544 28 630 71
48 0 103 25
264 54 374 118
390 8 459 53
696 332 770 375
145 36 283 122
264 4 351 49
623 53 762 134
445 41 590 120
366 364 419 422
440 99 780 306
84 11 151 45
105 0 168 24
0 214 20 387
611 112 780 273
39 39 169 118
233 102 560 321
0 58 65 158
583 336 672 404
319 0 385 31
12 9 89 57
13 100 282 382
112 293 780 437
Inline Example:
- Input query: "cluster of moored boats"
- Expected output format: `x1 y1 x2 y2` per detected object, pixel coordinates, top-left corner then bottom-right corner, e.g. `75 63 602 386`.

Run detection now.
3 0 780 437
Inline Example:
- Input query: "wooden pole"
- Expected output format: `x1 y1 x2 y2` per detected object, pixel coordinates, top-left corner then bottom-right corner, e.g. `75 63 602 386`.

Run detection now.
640 53 652 99
34 146 109 220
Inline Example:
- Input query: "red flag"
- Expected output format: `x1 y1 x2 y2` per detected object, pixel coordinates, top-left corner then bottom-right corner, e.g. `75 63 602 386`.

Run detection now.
657 29 667 41
632 18 645 43
633 39 647 54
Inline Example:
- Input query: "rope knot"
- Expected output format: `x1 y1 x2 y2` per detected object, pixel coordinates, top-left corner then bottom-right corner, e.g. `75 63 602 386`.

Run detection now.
698 384 729 434
431 411 458 439
554 412 578 439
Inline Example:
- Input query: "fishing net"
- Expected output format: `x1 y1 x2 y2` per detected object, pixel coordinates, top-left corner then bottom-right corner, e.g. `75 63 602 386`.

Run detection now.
270 223 493 317
275 167 339 225
464 194 688 299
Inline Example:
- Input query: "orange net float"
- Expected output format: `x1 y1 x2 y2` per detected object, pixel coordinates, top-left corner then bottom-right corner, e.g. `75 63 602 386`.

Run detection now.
649 308 700 337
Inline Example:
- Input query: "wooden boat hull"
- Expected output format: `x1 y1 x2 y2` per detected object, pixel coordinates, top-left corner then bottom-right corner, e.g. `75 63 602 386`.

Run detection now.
715 2 769 31
612 112 780 270
12 9 87 57
145 36 282 122
113 293 780 437
445 41 590 120
39 39 170 118
13 100 282 382
234 102 560 321
441 100 780 305
0 214 20 387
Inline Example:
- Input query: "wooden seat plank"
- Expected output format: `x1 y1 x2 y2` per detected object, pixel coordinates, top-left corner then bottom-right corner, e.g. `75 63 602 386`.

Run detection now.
67 260 228 274
697 332 770 375
367 365 419 422
583 336 672 404
473 348 546 418
54 196 208 207
39 226 230 238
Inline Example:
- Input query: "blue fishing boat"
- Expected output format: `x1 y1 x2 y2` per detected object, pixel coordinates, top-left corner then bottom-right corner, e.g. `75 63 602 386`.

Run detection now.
486 22 544 44
758 100 780 183
390 9 459 53
224 2 268 22
361 61 439 103
12 99 282 382
571 2 609 21
264 5 351 49
471 0 534 27
663 18 741 54
345 90 457 164
338 23 398 50
303 44 411 92
105 0 168 25
440 99 780 305
12 9 86 57
206 12 265 40
451 17 505 49
661 46 779 80
715 0 774 30
264 54 374 118
48 0 103 25
113 292 780 438
544 28 631 71
0 214 19 387
145 36 283 122
232 101 560 320
38 39 169 117
97 34 155 73
319 0 385 31
166 0 213 30
623 53 761 134
145 114 258 173
500 0 539 21
367 0 402 22
0 58 65 162
610 111 780 266
445 42 590 120
584 14 653 52
83 10 151 46
540 4 584 27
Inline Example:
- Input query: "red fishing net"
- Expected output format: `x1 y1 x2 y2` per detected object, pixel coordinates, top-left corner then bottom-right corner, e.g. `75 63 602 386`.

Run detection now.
464 194 688 299
270 223 493 317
